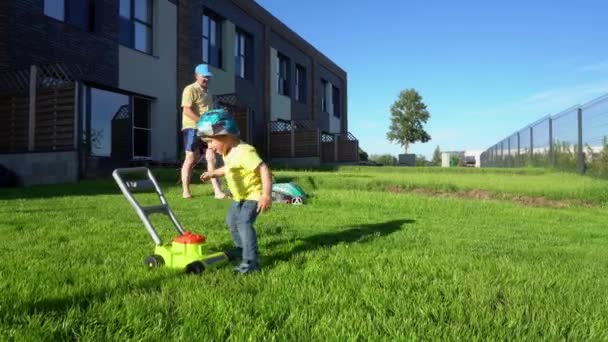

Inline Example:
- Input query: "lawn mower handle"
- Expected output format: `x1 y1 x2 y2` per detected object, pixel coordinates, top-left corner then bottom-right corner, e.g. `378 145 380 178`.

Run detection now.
112 167 186 245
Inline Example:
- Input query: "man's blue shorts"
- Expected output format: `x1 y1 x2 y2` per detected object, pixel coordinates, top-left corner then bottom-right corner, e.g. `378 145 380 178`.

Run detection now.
182 128 200 152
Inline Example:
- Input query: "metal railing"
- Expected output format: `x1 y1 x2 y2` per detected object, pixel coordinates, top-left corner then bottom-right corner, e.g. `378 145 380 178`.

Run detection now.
480 93 608 175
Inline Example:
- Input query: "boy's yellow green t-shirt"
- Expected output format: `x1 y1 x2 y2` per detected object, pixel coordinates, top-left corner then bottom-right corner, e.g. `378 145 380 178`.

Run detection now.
223 142 263 201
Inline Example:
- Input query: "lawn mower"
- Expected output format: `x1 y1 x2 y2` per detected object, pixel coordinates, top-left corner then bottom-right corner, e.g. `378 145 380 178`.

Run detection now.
271 181 307 205
112 167 231 274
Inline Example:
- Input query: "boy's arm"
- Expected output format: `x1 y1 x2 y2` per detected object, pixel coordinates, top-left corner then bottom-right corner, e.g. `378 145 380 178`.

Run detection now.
200 167 225 182
257 163 272 213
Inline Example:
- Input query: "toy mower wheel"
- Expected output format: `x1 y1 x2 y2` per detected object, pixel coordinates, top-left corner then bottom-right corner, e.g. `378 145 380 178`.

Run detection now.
291 197 304 205
144 255 164 269
185 261 205 274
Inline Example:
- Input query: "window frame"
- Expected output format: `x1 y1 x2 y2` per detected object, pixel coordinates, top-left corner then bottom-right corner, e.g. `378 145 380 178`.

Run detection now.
202 10 223 68
132 96 152 159
332 85 340 118
119 0 154 55
295 64 306 103
321 79 328 113
277 53 290 97
43 0 94 32
235 28 252 80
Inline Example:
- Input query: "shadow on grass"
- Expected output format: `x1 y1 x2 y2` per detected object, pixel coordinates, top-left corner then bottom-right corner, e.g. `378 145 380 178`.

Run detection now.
263 219 414 268
19 273 180 317
0 178 183 200
0 180 121 200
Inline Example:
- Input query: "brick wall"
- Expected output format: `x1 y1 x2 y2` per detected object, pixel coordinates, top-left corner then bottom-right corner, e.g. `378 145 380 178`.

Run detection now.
7 0 119 87
0 1 8 71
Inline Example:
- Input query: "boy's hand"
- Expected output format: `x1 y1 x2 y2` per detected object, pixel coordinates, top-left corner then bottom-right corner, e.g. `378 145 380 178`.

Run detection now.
257 195 272 213
200 171 213 182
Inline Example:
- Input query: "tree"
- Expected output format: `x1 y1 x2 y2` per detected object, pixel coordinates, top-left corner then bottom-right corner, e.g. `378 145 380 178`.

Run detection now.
387 89 431 153
415 154 428 166
369 154 397 166
432 145 442 166
358 147 368 161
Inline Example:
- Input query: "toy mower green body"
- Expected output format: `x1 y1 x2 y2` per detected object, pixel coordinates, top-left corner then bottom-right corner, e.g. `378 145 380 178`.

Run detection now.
271 182 307 205
113 167 230 274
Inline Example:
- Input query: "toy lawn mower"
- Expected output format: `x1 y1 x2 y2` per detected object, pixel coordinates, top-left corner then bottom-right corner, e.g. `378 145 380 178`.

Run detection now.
271 181 307 205
113 167 231 274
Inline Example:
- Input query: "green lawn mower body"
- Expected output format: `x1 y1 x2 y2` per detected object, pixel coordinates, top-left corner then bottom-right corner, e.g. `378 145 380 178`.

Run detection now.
113 167 230 274
272 182 307 205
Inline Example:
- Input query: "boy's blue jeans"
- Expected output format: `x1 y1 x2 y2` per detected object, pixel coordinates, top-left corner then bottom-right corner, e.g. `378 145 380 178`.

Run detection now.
225 200 259 267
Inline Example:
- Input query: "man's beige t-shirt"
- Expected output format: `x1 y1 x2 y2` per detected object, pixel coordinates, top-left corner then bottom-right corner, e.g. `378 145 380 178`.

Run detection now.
181 82 213 130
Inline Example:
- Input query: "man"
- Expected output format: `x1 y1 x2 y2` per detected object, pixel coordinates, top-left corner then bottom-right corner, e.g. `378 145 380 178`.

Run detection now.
180 64 225 199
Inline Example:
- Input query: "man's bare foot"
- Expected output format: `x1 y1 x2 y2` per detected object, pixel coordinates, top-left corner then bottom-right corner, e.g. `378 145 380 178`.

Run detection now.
214 192 226 199
183 193 193 199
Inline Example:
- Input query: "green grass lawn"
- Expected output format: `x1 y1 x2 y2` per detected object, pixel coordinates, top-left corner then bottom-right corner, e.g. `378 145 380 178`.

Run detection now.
1 167 608 340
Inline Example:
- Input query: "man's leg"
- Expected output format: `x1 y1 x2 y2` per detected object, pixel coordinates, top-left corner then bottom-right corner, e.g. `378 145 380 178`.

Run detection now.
181 129 199 198
206 148 225 199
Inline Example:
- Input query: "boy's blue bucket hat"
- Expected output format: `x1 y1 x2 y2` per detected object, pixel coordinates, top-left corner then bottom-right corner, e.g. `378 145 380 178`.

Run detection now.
195 64 213 77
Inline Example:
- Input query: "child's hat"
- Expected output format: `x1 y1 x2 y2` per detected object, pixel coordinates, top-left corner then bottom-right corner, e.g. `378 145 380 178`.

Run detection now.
197 108 240 137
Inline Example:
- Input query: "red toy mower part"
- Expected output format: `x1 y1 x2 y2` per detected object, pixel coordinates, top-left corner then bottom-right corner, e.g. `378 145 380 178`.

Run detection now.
174 231 206 244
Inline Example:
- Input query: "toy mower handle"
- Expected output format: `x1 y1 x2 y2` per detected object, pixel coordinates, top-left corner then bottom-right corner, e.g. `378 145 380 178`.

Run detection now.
112 167 186 245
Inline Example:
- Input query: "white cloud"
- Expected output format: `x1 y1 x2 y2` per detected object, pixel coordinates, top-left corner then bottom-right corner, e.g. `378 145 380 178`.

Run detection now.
517 80 608 112
578 60 608 72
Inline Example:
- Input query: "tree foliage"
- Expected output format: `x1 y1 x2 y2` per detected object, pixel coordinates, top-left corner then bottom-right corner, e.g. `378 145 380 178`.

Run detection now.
387 89 431 153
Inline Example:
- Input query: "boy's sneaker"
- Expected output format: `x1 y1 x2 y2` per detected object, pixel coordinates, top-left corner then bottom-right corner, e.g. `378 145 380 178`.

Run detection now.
234 260 260 274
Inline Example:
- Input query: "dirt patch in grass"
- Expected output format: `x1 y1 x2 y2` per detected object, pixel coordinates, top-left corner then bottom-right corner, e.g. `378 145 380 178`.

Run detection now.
387 186 587 208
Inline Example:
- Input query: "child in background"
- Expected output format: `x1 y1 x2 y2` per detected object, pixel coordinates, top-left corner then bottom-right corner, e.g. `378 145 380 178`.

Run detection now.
198 109 272 273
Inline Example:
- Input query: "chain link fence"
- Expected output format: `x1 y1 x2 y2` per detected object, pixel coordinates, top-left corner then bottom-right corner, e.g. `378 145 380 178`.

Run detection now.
480 93 608 175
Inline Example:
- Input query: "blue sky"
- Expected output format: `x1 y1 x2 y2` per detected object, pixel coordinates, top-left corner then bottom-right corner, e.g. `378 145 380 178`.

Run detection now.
257 0 608 158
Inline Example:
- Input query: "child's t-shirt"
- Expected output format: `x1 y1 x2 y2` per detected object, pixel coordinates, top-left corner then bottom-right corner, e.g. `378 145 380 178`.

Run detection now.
223 142 263 201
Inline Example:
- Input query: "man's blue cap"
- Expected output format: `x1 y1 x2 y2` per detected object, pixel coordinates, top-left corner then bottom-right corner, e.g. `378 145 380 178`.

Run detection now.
195 64 213 77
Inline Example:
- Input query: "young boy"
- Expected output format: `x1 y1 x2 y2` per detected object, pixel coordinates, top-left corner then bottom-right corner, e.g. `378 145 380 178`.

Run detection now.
197 109 272 273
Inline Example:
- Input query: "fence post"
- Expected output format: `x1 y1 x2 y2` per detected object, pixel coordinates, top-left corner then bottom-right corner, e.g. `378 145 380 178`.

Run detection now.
290 120 295 158
267 121 271 159
334 133 338 162
529 126 533 163
548 117 554 167
73 81 79 149
577 107 584 174
316 128 321 159
517 132 520 166
500 141 504 166
507 137 511 167
28 65 37 151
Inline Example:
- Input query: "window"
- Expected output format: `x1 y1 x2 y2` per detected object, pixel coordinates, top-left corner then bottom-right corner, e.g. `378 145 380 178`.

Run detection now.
44 0 93 31
89 88 130 158
235 29 252 79
295 65 306 103
202 11 222 68
332 86 340 118
44 0 65 21
133 97 151 158
119 0 153 54
277 53 290 96
321 79 328 112
87 87 152 159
